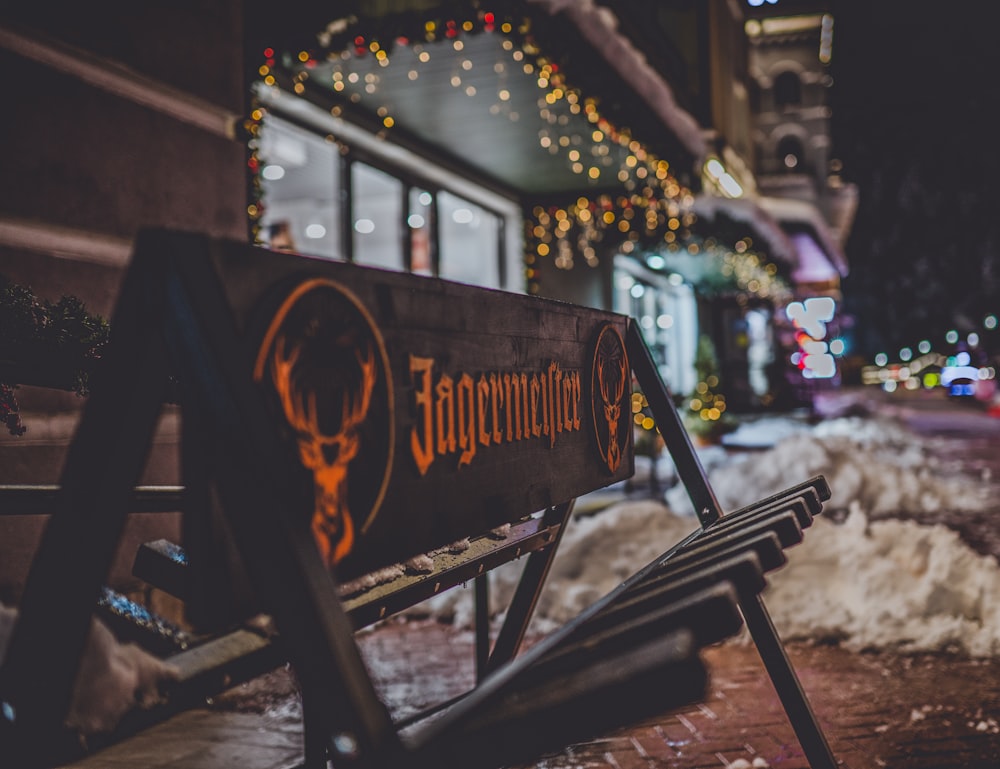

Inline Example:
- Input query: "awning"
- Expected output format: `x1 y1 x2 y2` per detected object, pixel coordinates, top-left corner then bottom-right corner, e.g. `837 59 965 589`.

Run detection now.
756 196 849 281
259 0 705 202
690 194 798 268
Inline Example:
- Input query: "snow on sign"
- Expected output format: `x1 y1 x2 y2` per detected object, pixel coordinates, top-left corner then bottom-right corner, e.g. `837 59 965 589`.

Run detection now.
787 296 837 379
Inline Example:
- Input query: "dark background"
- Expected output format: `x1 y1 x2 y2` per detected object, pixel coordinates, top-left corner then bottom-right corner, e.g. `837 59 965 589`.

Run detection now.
830 2 1000 360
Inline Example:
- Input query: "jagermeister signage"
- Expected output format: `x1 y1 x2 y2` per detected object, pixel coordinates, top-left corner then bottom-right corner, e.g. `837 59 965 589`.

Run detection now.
207 242 633 579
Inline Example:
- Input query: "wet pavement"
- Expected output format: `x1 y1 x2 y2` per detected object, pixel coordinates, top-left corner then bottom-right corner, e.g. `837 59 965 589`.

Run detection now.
58 618 1000 769
56 387 1000 768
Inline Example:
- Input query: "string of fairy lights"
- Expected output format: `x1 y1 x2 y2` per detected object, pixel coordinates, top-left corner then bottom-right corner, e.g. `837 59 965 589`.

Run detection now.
246 6 788 301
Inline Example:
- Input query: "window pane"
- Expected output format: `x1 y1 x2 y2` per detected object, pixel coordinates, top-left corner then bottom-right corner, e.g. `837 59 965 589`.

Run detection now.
408 187 434 276
353 163 404 270
438 191 499 288
258 116 341 259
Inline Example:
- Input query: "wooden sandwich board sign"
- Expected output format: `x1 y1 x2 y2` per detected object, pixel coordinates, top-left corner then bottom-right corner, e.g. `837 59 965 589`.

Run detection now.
0 228 635 764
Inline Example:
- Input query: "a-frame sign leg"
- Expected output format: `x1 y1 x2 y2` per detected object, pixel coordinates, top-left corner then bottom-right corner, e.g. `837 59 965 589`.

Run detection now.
625 320 837 769
0 253 174 765
156 234 402 768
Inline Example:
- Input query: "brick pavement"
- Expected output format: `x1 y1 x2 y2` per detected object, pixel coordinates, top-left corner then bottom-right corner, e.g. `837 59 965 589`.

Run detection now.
56 617 1000 769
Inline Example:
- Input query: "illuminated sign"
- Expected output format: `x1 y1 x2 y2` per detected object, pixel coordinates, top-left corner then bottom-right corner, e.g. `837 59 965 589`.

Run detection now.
787 296 837 379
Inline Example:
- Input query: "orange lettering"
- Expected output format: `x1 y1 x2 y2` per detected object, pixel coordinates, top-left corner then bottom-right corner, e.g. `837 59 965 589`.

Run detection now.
410 355 435 475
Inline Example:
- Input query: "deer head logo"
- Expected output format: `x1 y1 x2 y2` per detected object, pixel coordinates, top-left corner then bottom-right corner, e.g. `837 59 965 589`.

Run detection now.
590 324 631 474
254 278 393 568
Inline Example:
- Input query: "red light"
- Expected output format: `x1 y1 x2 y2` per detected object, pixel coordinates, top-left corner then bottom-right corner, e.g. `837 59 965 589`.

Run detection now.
484 12 495 23
263 47 274 58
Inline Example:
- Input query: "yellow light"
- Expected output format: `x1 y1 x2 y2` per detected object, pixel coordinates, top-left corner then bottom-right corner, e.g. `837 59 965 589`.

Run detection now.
298 51 309 62
603 211 615 224
642 417 655 430
501 22 512 33
576 196 589 209
383 116 394 128
537 243 550 256
634 414 644 425
258 65 270 76
568 150 580 161
588 167 600 179
690 399 703 411
498 89 510 101
592 130 604 142
578 209 592 222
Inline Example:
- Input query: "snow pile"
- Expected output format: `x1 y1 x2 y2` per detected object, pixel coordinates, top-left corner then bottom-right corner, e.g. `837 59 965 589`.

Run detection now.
413 413 1000 656
764 504 1000 655
668 415 990 518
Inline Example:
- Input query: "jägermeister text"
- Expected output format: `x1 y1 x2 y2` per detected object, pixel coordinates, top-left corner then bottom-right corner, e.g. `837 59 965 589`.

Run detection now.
409 355 582 475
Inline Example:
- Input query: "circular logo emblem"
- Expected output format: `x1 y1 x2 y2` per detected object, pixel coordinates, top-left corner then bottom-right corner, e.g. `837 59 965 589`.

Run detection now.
590 324 631 474
253 277 393 567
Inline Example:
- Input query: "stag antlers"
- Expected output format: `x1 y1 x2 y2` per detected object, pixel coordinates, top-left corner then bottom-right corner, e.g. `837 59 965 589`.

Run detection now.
598 352 628 472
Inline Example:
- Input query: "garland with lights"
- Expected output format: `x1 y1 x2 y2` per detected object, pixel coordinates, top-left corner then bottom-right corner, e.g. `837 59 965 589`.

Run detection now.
245 1 696 286
0 276 110 435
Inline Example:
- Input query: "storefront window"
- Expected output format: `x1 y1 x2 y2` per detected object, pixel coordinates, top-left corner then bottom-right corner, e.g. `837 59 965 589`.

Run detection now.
352 163 404 271
438 191 500 288
258 112 512 291
258 116 341 259
614 262 697 397
408 187 434 276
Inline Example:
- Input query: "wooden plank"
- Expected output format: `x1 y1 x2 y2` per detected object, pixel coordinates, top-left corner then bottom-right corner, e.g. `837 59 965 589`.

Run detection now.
174 233 636 580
